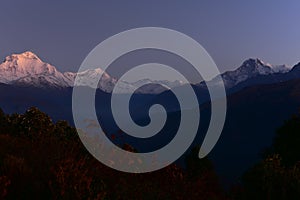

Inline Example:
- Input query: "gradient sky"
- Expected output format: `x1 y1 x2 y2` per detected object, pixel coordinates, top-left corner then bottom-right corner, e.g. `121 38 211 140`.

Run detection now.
1 0 300 73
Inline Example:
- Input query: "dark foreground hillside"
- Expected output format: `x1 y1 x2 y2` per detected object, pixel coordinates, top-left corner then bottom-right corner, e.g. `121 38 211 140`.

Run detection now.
1 104 300 199
0 107 225 199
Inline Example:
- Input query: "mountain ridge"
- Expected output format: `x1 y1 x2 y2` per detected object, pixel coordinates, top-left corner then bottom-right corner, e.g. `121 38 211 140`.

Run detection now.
0 51 297 94
199 58 291 89
0 51 184 93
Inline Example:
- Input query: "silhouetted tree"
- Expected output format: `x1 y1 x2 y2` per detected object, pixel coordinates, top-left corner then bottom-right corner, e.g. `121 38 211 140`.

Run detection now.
54 120 78 142
269 114 300 166
240 113 300 200
0 108 8 133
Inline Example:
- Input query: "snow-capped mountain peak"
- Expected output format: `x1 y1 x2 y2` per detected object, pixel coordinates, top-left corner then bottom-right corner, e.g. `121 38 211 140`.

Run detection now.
4 51 41 62
238 58 273 75
1 51 57 76
15 51 40 60
218 58 272 88
201 58 292 89
0 51 70 88
240 58 290 74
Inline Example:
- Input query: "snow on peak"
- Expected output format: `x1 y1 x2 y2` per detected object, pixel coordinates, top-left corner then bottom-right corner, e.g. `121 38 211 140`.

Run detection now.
4 51 41 63
2 51 56 74
204 58 292 89
18 51 40 60
270 64 290 73
239 58 273 75
241 58 290 74
0 51 70 87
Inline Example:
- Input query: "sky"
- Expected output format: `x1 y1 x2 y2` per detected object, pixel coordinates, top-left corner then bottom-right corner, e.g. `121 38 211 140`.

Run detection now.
1 0 300 74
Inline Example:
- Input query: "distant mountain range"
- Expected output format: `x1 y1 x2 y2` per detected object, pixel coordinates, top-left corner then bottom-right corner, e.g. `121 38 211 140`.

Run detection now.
1 51 299 95
0 51 184 93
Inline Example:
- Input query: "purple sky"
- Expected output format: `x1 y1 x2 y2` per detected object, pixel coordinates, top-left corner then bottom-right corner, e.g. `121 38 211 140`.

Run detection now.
1 0 300 73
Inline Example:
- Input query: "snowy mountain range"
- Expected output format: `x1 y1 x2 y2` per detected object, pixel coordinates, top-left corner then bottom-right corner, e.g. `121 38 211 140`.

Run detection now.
0 51 183 93
0 51 294 93
200 58 291 89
